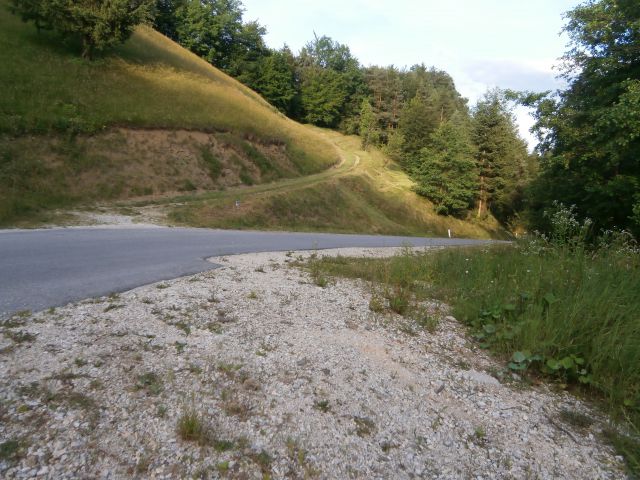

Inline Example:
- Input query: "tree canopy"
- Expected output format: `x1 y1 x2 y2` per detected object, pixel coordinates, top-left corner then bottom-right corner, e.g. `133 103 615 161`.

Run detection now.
523 0 640 235
10 0 153 59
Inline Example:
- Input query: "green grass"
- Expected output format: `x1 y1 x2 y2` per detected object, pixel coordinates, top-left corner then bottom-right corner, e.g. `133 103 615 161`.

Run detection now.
0 3 336 166
0 2 338 224
307 230 640 475
165 131 506 239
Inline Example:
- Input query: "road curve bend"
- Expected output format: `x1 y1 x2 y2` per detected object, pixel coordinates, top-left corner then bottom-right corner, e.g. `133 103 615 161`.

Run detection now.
0 227 495 318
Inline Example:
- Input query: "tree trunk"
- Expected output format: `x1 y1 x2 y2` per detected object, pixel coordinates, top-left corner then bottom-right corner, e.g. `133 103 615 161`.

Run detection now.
477 175 486 218
81 36 94 60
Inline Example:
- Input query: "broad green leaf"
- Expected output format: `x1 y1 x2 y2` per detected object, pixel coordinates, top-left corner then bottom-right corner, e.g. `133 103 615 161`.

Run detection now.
543 293 559 305
546 358 561 370
559 356 575 370
512 351 527 363
483 324 496 334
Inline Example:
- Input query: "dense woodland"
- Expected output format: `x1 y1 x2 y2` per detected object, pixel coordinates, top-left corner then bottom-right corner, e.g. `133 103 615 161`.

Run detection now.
9 0 640 237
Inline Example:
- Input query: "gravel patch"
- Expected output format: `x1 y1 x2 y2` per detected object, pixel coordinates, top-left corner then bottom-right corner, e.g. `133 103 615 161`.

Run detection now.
0 247 627 479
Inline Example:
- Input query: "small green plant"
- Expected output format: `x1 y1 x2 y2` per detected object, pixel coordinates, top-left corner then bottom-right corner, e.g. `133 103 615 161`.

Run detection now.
250 449 273 475
175 341 186 354
136 372 163 395
206 322 223 334
217 362 243 377
353 416 376 437
559 408 594 430
174 321 191 335
103 303 123 312
5 330 36 343
156 404 168 418
177 409 208 444
247 290 259 300
385 285 410 315
74 357 88 367
0 439 22 462
368 295 385 313
313 399 331 413
216 461 230 474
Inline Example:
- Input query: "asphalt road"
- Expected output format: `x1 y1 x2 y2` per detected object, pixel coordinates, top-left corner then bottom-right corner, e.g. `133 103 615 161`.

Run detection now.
0 227 493 318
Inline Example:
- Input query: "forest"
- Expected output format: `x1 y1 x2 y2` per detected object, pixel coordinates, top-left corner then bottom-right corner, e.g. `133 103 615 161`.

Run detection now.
8 0 640 238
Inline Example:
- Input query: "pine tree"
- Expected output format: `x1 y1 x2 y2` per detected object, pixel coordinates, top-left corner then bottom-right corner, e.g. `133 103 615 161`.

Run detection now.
412 113 478 216
472 90 528 222
10 0 153 59
358 99 380 149
398 94 436 158
299 66 348 127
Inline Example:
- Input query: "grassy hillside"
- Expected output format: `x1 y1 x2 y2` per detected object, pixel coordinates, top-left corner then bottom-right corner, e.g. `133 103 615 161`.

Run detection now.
0 3 338 224
146 130 505 239
0 3 506 238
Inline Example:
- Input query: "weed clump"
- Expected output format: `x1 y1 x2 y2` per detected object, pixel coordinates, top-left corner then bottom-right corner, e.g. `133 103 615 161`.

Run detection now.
177 409 208 444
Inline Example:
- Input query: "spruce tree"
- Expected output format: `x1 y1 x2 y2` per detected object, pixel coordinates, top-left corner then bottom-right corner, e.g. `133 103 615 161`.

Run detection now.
472 90 528 222
412 113 478 216
10 0 153 59
358 99 380 150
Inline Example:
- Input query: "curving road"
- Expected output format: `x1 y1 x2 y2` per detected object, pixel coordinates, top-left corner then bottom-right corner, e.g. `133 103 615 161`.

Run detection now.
0 227 494 318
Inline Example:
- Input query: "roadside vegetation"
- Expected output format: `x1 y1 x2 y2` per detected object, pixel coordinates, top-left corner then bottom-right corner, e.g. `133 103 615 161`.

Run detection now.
306 204 640 475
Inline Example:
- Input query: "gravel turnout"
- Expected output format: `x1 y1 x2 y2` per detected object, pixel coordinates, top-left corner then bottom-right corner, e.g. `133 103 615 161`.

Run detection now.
0 248 627 479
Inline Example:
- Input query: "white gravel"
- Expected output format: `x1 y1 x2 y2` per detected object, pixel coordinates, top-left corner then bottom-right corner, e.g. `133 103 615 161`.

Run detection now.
0 247 628 479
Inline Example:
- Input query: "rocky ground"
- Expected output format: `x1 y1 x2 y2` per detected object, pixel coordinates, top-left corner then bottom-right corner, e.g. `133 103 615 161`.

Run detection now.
0 248 628 479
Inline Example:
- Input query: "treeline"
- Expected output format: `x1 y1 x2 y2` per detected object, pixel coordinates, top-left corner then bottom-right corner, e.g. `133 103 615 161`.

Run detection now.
151 0 532 224
518 0 640 237
10 0 638 236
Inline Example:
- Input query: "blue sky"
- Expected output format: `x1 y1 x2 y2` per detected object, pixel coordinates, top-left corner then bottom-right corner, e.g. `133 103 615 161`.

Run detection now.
241 0 584 148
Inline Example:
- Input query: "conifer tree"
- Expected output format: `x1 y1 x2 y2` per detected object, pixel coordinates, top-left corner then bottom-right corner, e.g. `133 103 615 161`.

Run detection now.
10 0 153 59
472 90 528 222
412 113 478 216
358 99 380 150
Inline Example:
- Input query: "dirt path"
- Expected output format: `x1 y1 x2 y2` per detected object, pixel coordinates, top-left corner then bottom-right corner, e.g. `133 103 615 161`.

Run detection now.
0 248 626 479
60 130 365 227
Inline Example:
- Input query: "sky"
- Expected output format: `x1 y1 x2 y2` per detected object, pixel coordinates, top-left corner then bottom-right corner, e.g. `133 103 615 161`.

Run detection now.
241 0 584 149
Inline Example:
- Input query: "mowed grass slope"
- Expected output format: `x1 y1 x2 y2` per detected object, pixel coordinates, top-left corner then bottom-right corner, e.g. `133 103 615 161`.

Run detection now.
0 3 338 224
165 130 506 239
0 4 335 169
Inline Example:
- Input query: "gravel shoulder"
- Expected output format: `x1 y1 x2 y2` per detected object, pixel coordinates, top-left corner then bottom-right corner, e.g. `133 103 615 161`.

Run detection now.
0 248 627 479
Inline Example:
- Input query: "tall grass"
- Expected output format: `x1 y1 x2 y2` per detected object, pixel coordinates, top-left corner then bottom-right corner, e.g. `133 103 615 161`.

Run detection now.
309 205 639 474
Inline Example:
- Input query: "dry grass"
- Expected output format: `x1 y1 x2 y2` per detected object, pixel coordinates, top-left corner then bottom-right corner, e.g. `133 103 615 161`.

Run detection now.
167 131 505 239
0 4 337 224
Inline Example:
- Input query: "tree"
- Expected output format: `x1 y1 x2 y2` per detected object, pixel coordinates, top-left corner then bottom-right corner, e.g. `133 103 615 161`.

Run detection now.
398 94 436 158
364 66 404 138
154 0 267 72
10 0 153 59
250 47 299 116
411 113 478 216
472 90 528 222
299 66 347 126
297 34 366 131
358 99 380 149
523 0 640 235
